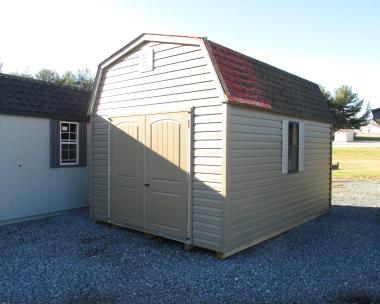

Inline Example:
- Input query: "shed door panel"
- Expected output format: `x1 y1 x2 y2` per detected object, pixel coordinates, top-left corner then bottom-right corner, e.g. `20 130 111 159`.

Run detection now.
145 112 189 239
110 116 144 228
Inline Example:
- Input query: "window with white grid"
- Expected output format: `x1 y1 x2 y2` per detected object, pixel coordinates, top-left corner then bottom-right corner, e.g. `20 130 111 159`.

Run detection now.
59 121 79 165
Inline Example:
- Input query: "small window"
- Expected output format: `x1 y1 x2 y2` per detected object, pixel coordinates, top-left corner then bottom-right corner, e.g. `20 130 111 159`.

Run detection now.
50 120 87 168
288 121 299 173
60 121 79 165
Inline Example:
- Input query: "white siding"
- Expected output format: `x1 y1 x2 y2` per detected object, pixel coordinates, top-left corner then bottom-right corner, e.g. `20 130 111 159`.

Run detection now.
226 106 331 252
0 115 90 225
92 41 226 251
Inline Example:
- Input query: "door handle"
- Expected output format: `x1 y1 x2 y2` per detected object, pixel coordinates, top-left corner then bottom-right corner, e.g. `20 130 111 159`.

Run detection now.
144 183 150 187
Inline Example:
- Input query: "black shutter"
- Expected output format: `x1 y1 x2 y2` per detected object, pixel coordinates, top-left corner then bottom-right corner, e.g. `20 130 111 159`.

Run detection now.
79 122 87 167
50 119 60 168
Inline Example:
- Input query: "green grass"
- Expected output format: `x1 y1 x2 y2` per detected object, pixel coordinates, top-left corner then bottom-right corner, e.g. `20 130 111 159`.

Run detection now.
333 147 380 180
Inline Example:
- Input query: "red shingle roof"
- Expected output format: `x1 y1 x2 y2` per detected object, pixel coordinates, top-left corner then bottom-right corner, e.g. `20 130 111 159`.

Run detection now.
205 40 331 123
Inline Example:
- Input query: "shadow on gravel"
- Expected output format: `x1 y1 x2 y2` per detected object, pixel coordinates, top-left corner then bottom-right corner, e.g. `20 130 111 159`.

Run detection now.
1 206 380 303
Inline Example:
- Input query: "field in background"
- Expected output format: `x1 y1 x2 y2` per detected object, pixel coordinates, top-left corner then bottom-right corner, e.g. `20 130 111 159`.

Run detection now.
332 147 380 180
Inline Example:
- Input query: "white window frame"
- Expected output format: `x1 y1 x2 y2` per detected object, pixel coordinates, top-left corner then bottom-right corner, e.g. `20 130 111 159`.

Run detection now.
59 121 79 166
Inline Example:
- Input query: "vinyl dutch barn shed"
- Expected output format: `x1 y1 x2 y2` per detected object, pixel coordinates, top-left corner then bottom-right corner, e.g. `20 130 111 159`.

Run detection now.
89 34 332 258
0 74 91 225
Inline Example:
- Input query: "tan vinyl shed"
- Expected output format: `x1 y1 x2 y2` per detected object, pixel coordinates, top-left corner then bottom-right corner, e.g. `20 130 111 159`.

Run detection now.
88 33 332 258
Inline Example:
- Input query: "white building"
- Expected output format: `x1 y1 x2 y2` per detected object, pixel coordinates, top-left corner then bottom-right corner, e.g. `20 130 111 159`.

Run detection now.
334 129 355 142
359 120 380 134
0 74 91 225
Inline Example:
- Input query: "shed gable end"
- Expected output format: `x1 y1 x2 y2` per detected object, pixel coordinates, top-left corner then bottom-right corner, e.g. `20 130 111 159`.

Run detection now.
90 37 226 115
90 37 227 251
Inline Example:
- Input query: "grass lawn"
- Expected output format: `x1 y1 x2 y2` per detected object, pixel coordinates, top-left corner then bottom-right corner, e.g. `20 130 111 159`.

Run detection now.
333 147 380 180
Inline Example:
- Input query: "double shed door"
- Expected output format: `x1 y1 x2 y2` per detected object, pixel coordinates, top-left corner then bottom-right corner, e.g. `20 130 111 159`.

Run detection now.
110 112 190 241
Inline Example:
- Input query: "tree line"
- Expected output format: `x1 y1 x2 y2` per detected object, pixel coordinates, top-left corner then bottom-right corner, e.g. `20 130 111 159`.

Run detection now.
12 68 94 91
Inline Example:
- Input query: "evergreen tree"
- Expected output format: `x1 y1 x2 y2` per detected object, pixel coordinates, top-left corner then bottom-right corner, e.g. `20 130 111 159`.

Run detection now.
320 85 371 131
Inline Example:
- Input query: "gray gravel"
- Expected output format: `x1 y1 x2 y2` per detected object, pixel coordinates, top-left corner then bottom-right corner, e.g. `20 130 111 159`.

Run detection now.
1 181 380 304
333 180 380 208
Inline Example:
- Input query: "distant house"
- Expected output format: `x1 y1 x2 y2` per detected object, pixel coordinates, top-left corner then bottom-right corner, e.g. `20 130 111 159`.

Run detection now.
359 120 380 134
334 129 354 142
373 108 380 125
88 33 332 258
0 74 91 225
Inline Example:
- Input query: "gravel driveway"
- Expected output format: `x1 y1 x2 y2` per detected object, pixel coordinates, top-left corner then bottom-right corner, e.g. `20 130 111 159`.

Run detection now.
1 181 379 304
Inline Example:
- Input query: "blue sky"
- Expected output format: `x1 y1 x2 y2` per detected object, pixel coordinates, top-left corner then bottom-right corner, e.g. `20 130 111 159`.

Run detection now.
1 0 379 108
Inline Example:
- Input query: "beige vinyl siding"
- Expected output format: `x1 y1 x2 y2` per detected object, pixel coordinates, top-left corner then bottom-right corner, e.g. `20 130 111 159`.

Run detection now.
91 114 109 221
91 41 225 251
226 105 331 252
94 42 222 115
192 105 224 250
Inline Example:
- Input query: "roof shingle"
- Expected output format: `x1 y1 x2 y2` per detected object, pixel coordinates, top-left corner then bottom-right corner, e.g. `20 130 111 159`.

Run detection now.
0 73 91 122
205 40 332 123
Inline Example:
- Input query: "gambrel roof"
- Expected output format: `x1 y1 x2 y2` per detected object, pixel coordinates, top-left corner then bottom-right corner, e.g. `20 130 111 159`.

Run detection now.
205 40 332 122
89 33 331 123
0 73 91 121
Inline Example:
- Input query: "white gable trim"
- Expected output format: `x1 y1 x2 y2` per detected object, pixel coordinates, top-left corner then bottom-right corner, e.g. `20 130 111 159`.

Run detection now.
87 33 219 115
